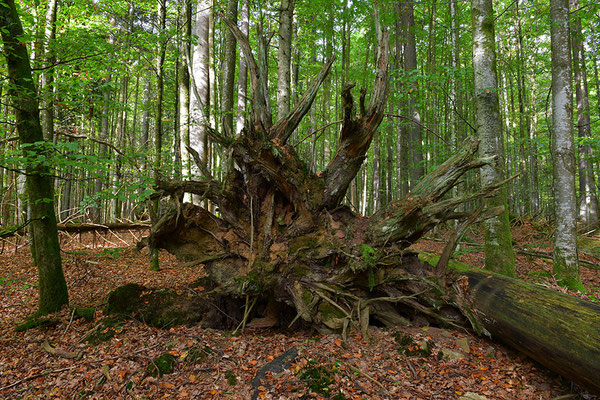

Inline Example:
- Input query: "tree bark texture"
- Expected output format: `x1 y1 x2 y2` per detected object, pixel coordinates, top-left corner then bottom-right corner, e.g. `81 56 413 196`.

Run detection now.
550 0 581 289
569 0 599 227
463 268 600 394
471 0 515 277
0 0 69 315
277 0 295 119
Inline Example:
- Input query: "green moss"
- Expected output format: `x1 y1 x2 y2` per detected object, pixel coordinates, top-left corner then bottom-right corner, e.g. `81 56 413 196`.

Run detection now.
74 307 95 322
105 283 145 315
147 353 177 377
181 345 214 364
225 370 237 386
297 359 336 396
393 333 434 357
86 316 124 345
302 290 314 305
14 317 59 332
418 251 472 273
292 264 311 277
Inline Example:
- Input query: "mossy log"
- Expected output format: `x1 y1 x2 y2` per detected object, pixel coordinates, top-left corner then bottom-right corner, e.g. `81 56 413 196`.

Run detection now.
461 268 600 394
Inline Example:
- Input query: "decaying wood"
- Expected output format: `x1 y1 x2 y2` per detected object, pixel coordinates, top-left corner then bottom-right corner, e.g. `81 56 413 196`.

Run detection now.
140 15 600 395
462 268 600 393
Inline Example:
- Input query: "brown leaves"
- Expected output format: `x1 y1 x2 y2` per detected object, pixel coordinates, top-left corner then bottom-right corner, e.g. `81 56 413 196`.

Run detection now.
0 227 595 399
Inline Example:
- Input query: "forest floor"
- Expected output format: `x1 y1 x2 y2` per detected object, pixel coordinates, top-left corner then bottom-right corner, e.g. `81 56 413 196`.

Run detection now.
0 220 599 400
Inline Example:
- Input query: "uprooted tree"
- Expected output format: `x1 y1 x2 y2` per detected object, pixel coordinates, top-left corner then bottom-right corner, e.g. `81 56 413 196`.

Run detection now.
140 23 600 393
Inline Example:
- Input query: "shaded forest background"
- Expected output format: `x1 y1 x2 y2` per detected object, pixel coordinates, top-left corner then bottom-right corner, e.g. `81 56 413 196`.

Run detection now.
1 0 598 227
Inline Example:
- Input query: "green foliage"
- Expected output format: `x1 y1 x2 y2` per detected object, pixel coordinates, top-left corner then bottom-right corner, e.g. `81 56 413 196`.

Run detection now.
98 248 124 259
297 359 348 399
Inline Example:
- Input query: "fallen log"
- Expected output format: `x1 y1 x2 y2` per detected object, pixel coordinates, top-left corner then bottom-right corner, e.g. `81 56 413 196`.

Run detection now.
0 222 150 239
460 267 600 394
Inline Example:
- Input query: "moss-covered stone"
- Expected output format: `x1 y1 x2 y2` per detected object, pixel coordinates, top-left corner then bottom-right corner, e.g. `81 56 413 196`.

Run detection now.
74 307 95 322
105 283 145 315
104 284 207 328
147 353 177 377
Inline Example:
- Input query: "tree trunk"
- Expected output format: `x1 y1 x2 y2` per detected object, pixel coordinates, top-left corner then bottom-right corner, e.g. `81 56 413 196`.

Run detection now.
0 0 68 315
550 0 582 290
190 0 211 203
401 0 424 186
277 0 295 119
471 0 515 276
179 0 192 179
40 0 58 142
149 0 167 271
221 0 237 140
570 0 599 227
236 0 249 136
462 268 600 394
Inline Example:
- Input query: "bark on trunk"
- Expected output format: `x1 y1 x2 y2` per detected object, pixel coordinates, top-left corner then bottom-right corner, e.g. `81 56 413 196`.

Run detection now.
550 0 581 289
0 0 68 315
462 268 600 394
471 0 515 276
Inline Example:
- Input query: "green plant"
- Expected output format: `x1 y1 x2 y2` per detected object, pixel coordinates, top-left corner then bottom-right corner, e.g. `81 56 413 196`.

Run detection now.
297 359 347 398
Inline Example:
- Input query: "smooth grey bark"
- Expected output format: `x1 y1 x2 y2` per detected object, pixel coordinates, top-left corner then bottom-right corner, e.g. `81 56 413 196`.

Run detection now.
515 1 531 216
0 0 68 315
149 0 167 271
401 0 424 186
92 18 115 223
277 0 295 118
570 0 599 226
235 0 249 136
40 0 58 142
179 0 192 179
394 3 409 197
190 0 211 188
372 133 381 212
221 0 237 139
550 0 581 289
471 0 515 276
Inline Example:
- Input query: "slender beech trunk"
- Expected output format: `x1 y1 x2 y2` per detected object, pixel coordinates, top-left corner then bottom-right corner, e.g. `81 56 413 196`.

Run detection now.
401 0 424 186
221 0 237 139
515 1 531 216
93 19 115 223
0 0 68 314
471 0 515 276
570 0 599 226
236 0 249 136
179 0 192 179
550 0 582 289
149 0 167 271
40 0 58 142
190 0 211 195
277 0 294 119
